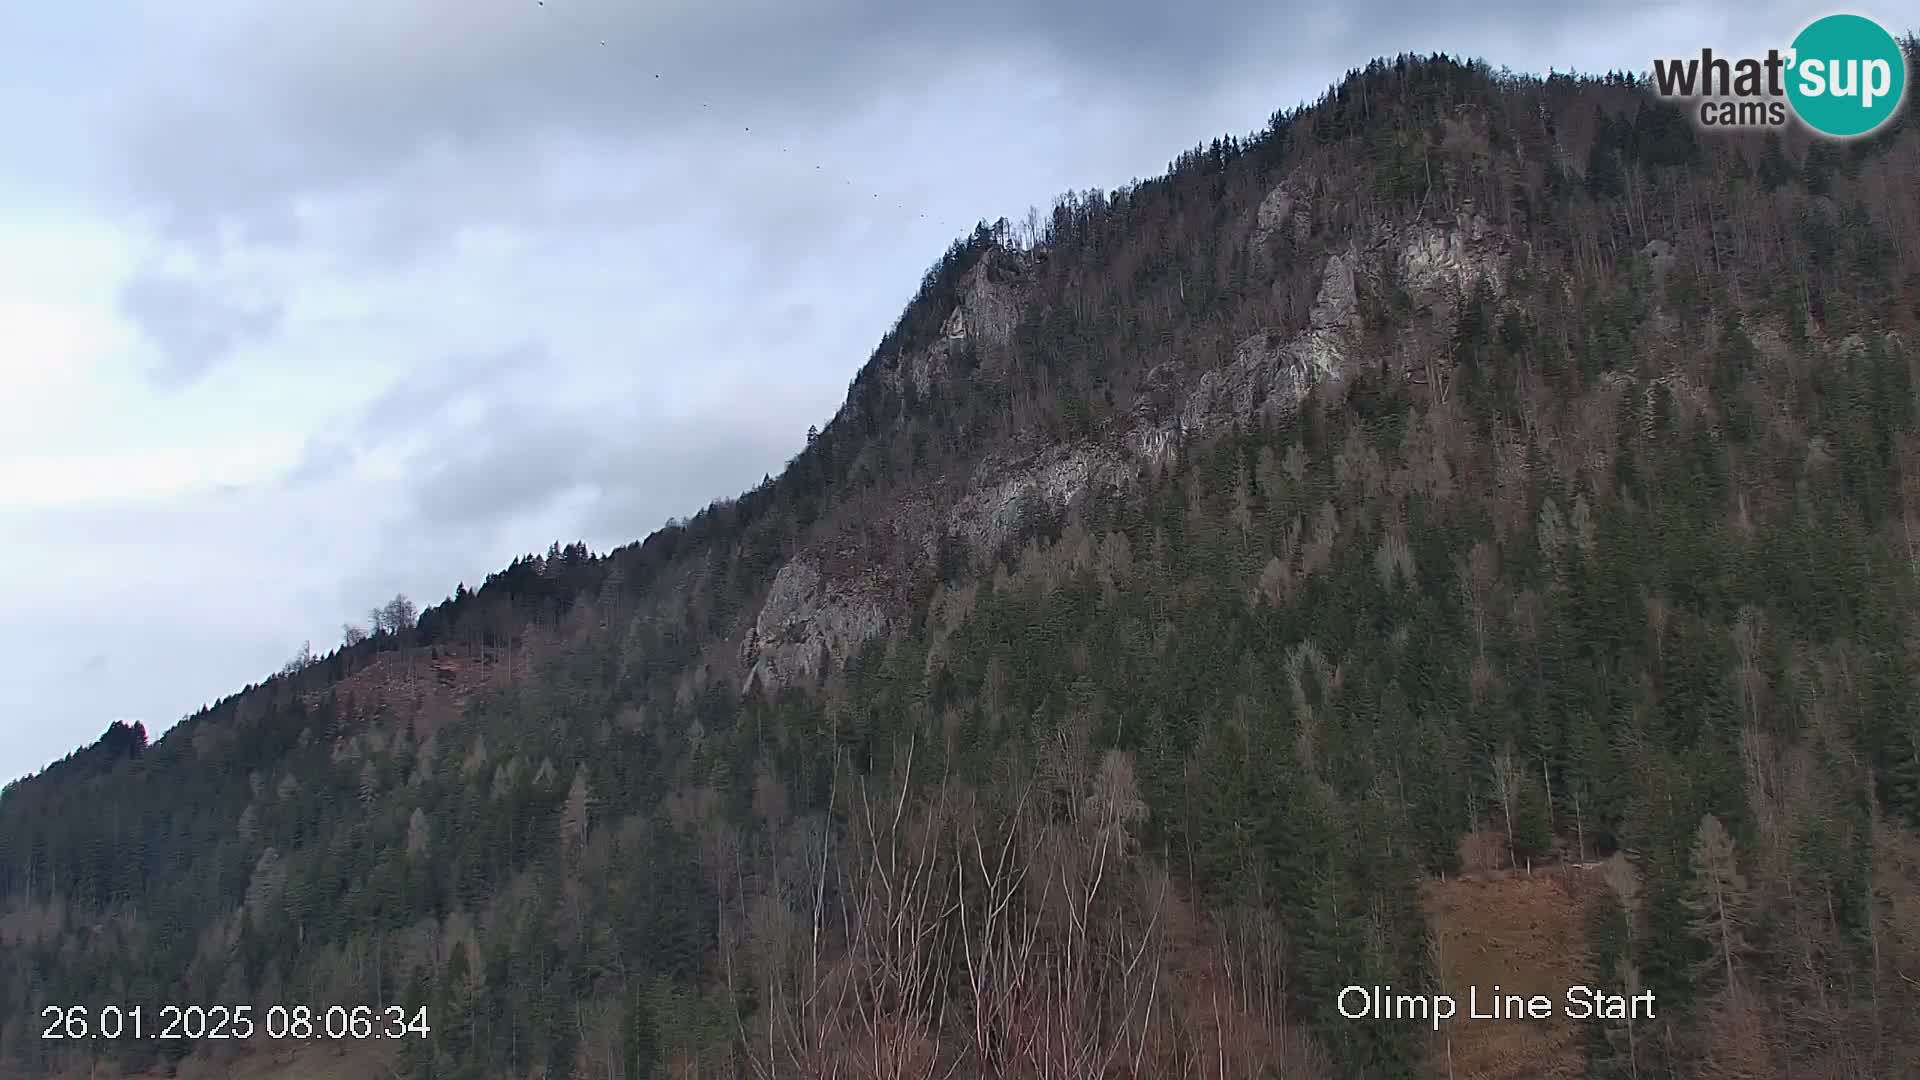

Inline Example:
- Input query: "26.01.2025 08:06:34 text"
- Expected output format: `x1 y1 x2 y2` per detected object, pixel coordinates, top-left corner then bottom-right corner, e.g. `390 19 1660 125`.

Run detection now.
39 1004 432 1041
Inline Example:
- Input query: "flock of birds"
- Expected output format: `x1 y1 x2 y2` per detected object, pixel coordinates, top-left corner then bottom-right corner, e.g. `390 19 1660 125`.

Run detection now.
533 0 957 229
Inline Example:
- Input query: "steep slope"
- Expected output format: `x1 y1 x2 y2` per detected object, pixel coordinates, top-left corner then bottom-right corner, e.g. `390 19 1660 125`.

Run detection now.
7 49 1920 1080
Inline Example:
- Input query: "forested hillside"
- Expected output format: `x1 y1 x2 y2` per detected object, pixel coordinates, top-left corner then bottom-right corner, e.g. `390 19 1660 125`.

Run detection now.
6 49 1920 1079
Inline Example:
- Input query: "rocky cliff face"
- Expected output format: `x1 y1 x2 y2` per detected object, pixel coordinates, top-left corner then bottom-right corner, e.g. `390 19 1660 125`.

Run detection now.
740 557 891 689
1176 200 1508 440
886 248 1033 399
742 183 1513 689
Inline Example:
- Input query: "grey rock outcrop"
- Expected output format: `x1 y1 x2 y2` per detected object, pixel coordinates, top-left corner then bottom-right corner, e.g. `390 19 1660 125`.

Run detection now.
741 558 890 689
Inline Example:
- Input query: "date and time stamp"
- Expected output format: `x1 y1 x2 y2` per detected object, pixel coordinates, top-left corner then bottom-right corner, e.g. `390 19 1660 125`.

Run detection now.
41 1004 431 1043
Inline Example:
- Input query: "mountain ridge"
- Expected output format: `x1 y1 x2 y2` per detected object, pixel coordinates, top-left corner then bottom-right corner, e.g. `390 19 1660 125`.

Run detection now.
7 46 1920 1080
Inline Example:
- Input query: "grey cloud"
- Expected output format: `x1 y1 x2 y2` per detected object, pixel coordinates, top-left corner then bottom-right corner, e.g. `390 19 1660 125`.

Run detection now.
574 422 800 542
359 342 543 435
329 377 801 630
105 0 1318 265
289 334 802 565
111 0 1731 283
391 380 798 540
281 343 545 488
140 0 1262 162
117 264 287 386
283 436 356 489
406 400 600 530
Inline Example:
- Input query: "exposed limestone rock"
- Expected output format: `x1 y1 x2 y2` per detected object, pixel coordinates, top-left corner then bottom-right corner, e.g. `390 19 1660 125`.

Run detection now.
742 558 890 689
1121 365 1186 473
1127 422 1181 472
1255 185 1294 244
1181 333 1320 433
894 323 953 401
809 209 1514 686
1314 250 1361 331
1397 215 1504 312
952 256 1022 350
1252 179 1313 249
1183 210 1511 439
948 445 1134 558
889 248 1031 398
1181 249 1363 434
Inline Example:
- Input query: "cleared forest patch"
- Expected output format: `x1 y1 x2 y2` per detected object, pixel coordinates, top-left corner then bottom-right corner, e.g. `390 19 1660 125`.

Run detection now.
1422 859 1601 1080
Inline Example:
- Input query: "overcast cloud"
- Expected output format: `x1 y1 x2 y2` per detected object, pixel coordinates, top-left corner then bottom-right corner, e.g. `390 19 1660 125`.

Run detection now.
0 0 1864 782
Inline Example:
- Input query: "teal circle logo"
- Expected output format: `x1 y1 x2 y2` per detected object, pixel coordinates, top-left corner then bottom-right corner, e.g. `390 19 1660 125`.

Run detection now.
1785 14 1907 137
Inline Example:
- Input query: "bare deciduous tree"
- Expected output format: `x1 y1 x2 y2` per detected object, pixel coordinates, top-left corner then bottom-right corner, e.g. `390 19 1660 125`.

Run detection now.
1688 814 1751 996
280 640 315 676
1489 744 1521 870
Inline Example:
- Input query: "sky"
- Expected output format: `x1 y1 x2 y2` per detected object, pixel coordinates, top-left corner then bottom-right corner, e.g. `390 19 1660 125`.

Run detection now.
0 0 1871 783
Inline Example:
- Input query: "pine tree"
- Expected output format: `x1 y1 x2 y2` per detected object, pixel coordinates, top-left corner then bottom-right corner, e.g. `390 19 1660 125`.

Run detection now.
1512 775 1554 862
1584 112 1625 200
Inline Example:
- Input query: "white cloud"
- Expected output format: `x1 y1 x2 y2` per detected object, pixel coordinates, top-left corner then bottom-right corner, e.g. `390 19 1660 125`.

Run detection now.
0 301 113 425
0 218 133 442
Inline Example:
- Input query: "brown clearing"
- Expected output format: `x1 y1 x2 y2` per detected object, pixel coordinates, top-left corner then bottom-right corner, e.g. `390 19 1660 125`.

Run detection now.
1422 858 1601 1080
